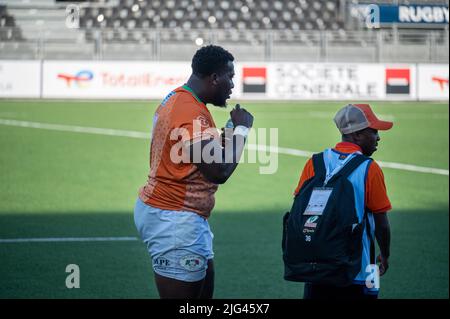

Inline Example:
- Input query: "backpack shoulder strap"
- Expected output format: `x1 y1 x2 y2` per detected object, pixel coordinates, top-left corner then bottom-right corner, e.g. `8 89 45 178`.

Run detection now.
364 210 376 265
327 154 369 184
312 152 326 180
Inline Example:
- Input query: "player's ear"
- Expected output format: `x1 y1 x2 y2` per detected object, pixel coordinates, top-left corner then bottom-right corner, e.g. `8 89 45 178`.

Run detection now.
353 131 364 144
210 73 219 86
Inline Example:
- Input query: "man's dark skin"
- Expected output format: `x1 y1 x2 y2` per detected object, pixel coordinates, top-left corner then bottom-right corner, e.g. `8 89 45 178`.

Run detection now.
155 60 254 299
342 127 391 276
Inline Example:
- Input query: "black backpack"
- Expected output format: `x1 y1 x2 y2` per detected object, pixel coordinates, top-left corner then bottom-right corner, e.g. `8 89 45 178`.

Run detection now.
282 152 375 287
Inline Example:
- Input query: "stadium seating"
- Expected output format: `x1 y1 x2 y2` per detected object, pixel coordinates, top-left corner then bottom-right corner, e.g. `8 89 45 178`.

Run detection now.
0 4 23 41
0 0 448 62
78 0 346 43
358 0 448 4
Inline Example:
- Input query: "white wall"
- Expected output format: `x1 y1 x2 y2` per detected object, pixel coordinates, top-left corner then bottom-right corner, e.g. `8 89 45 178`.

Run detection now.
1 61 448 101
0 61 41 98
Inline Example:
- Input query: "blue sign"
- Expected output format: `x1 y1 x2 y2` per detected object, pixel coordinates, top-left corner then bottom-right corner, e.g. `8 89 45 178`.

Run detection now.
354 4 449 25
394 5 448 24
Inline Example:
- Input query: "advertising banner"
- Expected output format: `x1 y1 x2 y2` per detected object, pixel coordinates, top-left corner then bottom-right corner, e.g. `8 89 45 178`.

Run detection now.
396 5 448 24
0 61 41 98
1 60 437 101
351 4 449 26
236 63 417 101
417 64 449 100
42 61 191 99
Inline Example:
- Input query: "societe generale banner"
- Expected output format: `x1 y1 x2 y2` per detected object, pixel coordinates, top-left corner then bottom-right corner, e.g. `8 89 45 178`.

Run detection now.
235 63 417 101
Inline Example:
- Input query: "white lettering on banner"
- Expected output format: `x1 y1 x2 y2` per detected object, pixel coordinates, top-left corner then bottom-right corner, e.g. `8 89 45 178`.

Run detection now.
399 6 411 22
444 7 449 22
399 6 449 24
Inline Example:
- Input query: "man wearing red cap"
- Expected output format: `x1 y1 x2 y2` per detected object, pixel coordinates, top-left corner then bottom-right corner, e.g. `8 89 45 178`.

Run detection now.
294 104 393 299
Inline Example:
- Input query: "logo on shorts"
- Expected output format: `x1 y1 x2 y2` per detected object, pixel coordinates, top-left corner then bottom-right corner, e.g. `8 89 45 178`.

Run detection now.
154 257 171 268
180 255 204 272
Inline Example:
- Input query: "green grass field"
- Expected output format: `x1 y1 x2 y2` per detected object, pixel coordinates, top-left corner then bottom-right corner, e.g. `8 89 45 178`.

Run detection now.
0 99 448 299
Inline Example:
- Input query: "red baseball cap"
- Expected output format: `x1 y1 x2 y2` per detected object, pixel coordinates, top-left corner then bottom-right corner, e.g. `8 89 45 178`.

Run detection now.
334 104 393 135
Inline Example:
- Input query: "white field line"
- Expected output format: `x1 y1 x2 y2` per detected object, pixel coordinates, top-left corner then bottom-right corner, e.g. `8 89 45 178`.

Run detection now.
0 118 149 139
375 161 448 176
0 237 138 243
249 144 449 176
0 118 448 176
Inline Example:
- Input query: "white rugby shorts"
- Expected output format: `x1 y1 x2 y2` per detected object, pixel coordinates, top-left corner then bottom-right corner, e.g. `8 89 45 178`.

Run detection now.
134 198 214 282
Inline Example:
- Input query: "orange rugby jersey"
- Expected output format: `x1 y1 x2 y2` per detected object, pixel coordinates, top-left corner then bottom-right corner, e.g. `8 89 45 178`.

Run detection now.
294 142 392 214
139 85 219 218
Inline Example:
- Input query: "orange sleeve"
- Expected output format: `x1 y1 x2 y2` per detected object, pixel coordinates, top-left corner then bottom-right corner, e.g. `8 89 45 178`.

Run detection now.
294 158 315 195
365 161 392 213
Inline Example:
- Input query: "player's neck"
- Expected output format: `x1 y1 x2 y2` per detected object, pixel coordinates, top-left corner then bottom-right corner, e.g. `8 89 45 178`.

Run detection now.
186 76 209 104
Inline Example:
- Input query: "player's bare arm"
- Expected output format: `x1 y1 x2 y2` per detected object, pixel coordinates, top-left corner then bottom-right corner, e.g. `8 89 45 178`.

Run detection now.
188 104 254 184
374 212 391 276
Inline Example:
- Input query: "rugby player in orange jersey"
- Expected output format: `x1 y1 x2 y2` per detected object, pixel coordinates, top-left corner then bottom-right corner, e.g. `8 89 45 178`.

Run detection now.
134 45 254 299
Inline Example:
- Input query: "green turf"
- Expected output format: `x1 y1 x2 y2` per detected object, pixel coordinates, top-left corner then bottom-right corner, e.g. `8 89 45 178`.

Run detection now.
0 100 448 298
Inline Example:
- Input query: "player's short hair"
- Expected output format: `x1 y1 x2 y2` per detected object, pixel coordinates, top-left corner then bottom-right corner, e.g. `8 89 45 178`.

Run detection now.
191 45 234 78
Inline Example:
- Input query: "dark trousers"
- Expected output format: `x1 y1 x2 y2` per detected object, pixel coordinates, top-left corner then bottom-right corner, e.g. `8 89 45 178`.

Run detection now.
303 283 378 300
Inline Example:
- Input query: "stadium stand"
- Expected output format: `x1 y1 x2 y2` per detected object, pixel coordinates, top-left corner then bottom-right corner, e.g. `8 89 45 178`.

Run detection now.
77 0 345 34
358 0 448 4
0 4 23 41
0 0 448 62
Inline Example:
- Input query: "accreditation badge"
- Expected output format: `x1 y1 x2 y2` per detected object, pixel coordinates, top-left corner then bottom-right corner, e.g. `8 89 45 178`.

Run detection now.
303 187 333 216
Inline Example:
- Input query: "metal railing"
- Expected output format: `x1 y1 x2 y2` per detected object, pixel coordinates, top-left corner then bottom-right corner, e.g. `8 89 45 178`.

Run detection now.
0 27 448 62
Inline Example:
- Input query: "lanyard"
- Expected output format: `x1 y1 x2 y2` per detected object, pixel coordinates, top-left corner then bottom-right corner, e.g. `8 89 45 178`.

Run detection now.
323 149 361 186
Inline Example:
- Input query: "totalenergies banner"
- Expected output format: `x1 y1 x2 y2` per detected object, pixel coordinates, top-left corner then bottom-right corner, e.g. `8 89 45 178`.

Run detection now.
42 61 191 99
417 64 449 100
